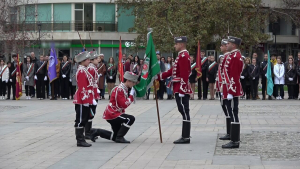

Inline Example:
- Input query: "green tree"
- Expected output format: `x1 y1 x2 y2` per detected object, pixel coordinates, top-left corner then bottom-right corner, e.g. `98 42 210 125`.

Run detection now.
116 0 299 54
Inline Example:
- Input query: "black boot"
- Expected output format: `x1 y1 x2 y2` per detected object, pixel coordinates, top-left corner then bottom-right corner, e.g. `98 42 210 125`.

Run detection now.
115 124 131 143
174 121 191 144
219 117 231 140
85 121 92 139
222 123 240 149
76 128 92 147
91 129 113 142
268 96 272 100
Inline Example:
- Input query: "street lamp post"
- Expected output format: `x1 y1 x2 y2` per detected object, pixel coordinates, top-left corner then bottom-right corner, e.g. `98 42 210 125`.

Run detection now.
37 22 42 55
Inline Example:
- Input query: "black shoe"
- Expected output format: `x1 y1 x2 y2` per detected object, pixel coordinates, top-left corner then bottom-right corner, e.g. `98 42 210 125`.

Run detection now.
85 122 96 140
173 137 190 144
91 129 113 142
219 118 231 140
6 98 10 100
102 96 105 100
197 98 202 100
203 98 207 100
115 137 130 143
174 121 191 144
219 134 230 140
222 141 239 148
222 123 240 149
75 128 92 147
12 98 16 100
114 125 130 143
268 96 272 100
31 95 35 98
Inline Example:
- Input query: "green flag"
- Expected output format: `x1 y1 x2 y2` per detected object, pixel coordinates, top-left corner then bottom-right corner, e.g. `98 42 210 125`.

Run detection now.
267 50 274 96
134 33 160 97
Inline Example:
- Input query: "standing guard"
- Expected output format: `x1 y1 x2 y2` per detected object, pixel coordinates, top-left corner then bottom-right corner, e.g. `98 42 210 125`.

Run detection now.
85 51 101 140
157 36 192 144
73 51 96 147
220 36 244 149
216 39 231 140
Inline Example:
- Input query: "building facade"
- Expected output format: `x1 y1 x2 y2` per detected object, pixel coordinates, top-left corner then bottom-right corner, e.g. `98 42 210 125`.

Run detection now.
3 0 300 62
14 0 145 60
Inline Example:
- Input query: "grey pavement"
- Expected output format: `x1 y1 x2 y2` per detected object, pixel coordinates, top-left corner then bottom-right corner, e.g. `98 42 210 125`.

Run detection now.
0 94 299 169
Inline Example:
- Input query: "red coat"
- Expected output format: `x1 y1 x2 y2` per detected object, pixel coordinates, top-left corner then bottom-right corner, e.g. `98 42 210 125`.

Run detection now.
88 63 100 100
158 50 192 95
103 83 134 120
221 49 244 99
73 65 94 105
216 52 230 92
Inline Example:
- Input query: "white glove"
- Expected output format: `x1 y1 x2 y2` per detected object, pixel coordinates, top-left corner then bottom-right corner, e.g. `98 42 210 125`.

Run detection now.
240 76 244 79
83 103 89 107
10 79 12 82
44 76 47 81
5 79 8 83
220 93 223 96
69 79 72 82
99 73 102 77
179 93 185 97
62 74 66 78
109 76 113 79
97 88 100 94
154 75 158 80
265 74 267 77
92 99 97 105
227 94 233 100
34 75 37 80
289 78 293 81
130 88 135 96
253 77 255 80
26 76 29 81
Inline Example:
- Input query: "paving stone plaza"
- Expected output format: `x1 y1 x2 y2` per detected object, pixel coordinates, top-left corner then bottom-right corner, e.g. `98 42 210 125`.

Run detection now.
0 95 299 169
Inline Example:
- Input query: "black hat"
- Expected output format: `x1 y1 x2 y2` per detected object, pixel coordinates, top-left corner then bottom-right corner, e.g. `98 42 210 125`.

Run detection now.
174 36 187 43
221 39 228 45
227 36 242 46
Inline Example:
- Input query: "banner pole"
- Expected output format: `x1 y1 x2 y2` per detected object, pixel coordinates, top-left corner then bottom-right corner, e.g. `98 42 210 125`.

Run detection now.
154 80 163 143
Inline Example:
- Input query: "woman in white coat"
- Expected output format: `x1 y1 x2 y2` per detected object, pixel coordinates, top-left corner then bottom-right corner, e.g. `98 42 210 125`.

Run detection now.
274 57 285 100
0 58 9 99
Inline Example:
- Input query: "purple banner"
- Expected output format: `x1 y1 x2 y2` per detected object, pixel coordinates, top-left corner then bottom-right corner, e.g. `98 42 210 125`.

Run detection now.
48 43 58 83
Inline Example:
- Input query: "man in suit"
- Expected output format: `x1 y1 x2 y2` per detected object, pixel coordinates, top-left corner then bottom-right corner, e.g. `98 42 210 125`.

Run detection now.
156 52 166 100
198 50 208 100
34 55 47 99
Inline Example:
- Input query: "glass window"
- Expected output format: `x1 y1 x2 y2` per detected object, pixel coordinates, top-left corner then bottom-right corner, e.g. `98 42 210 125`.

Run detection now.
75 4 83 10
75 11 83 21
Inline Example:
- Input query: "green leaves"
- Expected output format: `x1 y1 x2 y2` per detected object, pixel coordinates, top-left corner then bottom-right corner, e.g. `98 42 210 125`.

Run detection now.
115 0 298 53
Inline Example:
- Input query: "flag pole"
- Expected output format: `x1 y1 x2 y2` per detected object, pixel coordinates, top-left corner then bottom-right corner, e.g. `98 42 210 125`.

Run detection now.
147 27 163 143
154 81 163 143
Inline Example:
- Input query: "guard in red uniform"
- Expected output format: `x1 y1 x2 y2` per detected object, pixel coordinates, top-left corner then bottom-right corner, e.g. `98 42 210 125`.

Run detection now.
157 36 192 144
91 71 138 143
220 36 244 149
216 39 231 141
84 51 101 140
73 51 97 147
